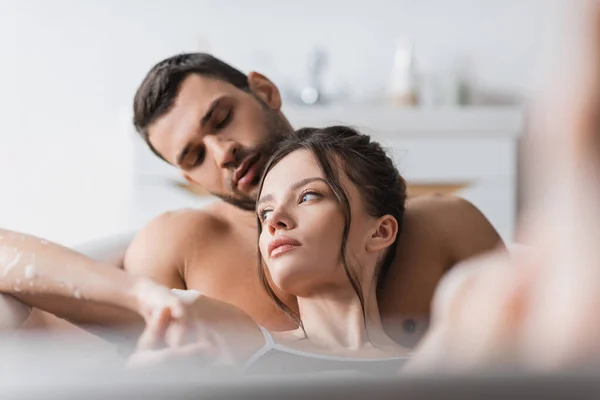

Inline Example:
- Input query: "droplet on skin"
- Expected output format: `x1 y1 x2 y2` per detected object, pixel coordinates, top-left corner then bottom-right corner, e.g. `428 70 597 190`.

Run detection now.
3 252 21 276
24 265 36 279
54 279 68 287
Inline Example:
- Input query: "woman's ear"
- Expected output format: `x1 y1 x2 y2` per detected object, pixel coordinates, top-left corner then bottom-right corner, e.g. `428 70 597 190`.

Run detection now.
247 71 282 110
366 215 398 253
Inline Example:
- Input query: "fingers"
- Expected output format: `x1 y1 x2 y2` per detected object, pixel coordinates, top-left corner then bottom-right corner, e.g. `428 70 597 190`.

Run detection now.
164 319 196 348
136 307 172 351
127 342 216 370
133 278 188 322
168 298 186 319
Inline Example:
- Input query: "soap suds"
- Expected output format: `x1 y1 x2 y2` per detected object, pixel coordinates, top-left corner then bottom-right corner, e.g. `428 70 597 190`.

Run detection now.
74 289 82 299
40 240 48 245
4 253 21 276
24 265 37 279
53 278 75 290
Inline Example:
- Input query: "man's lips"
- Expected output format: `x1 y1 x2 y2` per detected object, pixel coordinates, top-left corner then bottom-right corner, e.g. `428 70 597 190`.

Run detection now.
268 236 301 258
233 153 262 190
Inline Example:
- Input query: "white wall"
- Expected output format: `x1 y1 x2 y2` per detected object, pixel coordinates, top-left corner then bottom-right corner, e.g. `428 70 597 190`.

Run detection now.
0 0 545 246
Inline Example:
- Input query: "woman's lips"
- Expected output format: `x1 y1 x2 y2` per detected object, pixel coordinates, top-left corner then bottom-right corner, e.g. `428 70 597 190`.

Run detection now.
268 236 301 258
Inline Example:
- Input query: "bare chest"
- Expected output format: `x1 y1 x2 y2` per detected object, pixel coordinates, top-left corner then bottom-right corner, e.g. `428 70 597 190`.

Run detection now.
378 248 448 348
184 225 296 331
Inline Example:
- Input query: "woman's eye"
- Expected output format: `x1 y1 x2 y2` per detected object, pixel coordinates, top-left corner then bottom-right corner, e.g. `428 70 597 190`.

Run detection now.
260 209 273 221
300 192 320 203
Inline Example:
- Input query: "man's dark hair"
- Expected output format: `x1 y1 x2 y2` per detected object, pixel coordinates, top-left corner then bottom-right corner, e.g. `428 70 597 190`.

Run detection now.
132 53 250 160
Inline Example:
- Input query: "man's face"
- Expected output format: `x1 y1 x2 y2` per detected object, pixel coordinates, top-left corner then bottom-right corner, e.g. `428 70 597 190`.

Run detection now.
147 74 291 210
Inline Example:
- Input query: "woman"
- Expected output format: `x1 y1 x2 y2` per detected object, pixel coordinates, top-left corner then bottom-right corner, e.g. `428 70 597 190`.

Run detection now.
130 125 412 375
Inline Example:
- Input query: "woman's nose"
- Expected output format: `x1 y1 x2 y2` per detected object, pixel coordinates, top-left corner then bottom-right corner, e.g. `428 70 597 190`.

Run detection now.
266 208 295 235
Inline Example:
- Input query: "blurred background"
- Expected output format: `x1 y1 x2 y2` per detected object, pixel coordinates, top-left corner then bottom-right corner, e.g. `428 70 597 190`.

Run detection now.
0 0 545 246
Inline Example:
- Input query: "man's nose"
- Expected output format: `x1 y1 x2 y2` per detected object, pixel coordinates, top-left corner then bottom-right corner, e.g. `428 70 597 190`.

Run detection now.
205 137 240 169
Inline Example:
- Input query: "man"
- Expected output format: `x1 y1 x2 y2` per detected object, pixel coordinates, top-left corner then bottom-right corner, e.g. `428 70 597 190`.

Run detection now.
121 53 503 347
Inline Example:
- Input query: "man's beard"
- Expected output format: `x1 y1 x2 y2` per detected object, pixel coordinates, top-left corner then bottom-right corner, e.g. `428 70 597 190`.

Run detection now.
213 107 292 212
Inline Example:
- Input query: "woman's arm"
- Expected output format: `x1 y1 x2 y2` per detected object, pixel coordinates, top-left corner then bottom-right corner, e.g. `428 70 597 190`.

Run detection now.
0 229 186 337
0 293 30 329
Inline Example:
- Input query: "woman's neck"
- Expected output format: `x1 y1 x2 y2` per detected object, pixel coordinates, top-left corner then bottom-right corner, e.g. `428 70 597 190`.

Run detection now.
296 284 391 351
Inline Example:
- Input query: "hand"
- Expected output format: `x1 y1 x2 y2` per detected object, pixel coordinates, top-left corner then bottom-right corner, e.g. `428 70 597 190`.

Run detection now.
128 295 262 370
406 0 600 373
131 278 195 347
127 307 236 370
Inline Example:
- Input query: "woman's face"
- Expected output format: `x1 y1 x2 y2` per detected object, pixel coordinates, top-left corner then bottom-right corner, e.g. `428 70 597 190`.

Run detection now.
257 149 378 296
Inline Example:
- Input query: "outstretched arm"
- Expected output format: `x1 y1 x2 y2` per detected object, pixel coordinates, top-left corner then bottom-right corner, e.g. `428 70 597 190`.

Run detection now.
0 228 186 340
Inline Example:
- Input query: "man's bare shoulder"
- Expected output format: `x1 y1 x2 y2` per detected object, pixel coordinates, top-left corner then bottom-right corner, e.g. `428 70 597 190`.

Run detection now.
407 193 478 214
404 194 504 268
134 205 232 249
123 204 234 286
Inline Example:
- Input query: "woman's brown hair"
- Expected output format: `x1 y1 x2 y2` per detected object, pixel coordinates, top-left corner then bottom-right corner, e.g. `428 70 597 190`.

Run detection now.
256 126 407 332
